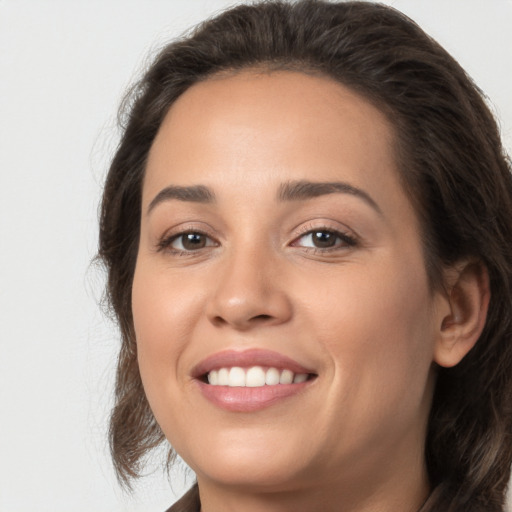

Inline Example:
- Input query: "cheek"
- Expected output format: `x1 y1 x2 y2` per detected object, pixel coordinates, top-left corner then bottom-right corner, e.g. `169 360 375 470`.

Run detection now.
299 252 436 399
131 260 205 413
133 258 205 345
306 260 436 456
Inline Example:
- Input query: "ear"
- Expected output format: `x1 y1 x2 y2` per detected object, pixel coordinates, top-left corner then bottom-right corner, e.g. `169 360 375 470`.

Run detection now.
434 261 490 368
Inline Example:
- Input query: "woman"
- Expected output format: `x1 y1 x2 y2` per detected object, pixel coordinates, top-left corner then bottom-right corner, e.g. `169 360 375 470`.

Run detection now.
98 1 512 511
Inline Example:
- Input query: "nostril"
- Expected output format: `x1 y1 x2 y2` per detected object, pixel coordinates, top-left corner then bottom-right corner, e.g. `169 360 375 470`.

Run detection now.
252 314 273 322
212 316 228 327
211 313 273 328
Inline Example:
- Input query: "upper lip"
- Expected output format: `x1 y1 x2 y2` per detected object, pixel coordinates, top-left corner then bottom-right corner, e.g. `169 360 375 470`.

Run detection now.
191 348 316 378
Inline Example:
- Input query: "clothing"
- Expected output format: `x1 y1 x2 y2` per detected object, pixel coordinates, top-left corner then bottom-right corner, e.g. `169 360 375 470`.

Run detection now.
165 484 200 512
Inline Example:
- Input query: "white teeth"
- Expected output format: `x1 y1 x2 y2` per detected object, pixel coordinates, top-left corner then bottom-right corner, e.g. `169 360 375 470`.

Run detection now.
279 369 294 384
208 370 218 385
265 367 280 385
207 366 310 387
218 368 229 385
246 366 266 387
229 367 246 387
293 373 308 383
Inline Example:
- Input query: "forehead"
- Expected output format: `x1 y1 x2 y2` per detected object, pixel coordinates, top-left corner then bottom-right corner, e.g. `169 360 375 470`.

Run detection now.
144 70 408 219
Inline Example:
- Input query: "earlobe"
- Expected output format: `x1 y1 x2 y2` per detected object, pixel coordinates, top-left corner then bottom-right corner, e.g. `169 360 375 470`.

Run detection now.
434 261 490 368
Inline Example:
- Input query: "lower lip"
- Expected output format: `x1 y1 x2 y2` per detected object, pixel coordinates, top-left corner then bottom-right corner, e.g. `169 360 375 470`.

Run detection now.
197 380 313 412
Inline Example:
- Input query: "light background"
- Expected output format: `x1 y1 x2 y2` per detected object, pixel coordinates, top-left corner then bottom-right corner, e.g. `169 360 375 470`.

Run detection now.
1 1 511 511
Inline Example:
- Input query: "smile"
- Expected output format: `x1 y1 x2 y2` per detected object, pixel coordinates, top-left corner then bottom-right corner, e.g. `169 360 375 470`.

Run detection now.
207 366 310 387
193 349 317 411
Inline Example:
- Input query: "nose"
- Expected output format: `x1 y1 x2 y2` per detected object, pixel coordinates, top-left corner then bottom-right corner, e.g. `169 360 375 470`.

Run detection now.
206 245 293 331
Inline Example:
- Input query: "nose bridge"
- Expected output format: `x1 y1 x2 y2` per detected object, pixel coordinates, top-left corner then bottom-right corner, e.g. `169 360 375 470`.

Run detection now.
207 237 292 329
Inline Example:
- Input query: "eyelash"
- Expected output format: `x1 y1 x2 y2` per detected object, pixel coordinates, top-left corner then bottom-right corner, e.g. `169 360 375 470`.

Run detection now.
156 227 358 256
157 230 217 255
291 227 358 253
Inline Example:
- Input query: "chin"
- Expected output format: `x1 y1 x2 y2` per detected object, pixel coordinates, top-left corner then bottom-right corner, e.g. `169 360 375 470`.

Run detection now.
176 426 318 492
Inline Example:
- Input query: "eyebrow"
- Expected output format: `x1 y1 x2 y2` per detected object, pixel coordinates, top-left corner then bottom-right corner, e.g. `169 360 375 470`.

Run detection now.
278 180 382 215
147 185 216 214
147 179 381 216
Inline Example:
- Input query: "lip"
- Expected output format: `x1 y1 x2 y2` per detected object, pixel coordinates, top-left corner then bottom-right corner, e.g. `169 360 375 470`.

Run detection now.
192 349 317 412
191 348 315 377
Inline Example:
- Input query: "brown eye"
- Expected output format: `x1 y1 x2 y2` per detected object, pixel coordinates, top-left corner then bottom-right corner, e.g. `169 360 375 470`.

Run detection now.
171 232 213 251
293 229 357 250
311 231 337 248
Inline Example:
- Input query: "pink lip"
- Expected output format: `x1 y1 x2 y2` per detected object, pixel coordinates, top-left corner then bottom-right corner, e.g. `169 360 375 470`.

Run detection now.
192 349 316 413
197 381 313 412
191 348 314 377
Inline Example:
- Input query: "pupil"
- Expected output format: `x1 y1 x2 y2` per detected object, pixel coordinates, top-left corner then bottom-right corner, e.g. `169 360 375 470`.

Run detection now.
313 231 335 248
183 233 205 250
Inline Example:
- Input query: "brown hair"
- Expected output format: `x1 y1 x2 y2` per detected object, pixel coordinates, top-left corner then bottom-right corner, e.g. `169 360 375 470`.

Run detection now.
98 1 512 510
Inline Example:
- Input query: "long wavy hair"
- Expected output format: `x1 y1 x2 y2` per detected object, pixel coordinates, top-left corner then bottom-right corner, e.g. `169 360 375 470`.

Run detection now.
98 1 512 510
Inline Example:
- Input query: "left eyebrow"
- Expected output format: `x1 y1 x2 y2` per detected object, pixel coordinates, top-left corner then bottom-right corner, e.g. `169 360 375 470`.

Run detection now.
147 184 216 215
277 180 382 216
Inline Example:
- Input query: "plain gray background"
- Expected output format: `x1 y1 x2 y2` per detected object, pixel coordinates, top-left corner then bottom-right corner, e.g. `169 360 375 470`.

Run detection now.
1 1 511 511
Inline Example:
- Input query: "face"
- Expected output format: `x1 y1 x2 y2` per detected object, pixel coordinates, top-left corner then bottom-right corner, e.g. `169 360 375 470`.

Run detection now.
132 71 443 495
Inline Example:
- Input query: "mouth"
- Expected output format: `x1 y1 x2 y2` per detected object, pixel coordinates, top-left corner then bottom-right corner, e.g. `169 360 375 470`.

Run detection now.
203 366 313 387
192 349 317 412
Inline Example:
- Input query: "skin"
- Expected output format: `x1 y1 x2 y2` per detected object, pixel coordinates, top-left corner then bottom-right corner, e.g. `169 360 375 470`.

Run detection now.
132 70 487 512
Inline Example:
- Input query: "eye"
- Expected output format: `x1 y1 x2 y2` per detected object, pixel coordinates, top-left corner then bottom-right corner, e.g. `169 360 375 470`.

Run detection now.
161 231 217 252
293 229 356 250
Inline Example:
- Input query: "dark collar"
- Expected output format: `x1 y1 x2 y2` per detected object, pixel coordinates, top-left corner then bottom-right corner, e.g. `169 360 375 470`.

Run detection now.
165 483 200 512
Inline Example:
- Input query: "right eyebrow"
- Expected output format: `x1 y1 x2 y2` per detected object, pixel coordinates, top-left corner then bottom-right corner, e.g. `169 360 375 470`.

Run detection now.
147 185 216 214
278 179 382 216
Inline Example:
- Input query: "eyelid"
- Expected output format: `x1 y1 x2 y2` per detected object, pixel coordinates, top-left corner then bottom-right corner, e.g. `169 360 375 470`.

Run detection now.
289 221 359 250
154 220 358 254
155 223 220 253
291 220 358 239
174 232 217 250
292 230 357 248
